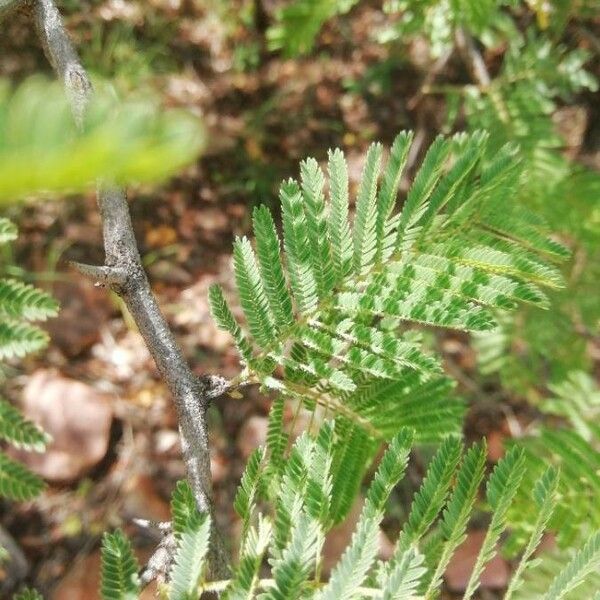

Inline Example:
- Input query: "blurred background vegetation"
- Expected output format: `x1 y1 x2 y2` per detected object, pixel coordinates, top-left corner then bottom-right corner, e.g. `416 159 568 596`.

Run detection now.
0 0 599 597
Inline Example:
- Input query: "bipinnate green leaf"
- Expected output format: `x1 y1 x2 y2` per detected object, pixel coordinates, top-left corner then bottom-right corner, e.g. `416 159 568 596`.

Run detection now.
100 530 140 600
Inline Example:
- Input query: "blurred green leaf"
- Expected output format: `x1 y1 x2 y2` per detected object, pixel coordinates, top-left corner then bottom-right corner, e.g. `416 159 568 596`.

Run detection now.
0 77 204 201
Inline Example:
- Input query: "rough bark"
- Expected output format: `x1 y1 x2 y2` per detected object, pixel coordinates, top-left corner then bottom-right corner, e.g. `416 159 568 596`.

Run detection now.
6 0 229 577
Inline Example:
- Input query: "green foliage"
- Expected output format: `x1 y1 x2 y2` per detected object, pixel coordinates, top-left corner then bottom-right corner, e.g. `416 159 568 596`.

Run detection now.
171 480 200 537
510 373 600 549
505 467 559 600
12 589 43 600
452 24 599 393
0 77 204 201
168 513 211 600
267 0 360 56
542 530 600 600
278 0 600 395
463 447 526 599
210 132 562 448
100 530 140 600
380 0 597 55
0 320 51 361
223 515 272 600
318 428 413 600
100 420 600 598
0 452 45 500
0 397 49 451
0 279 59 321
516 545 600 599
234 447 266 540
424 443 487 595
394 435 462 554
380 547 427 600
0 217 54 501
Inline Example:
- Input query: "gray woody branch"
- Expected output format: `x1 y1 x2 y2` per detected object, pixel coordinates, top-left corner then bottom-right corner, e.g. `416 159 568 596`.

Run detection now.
10 0 229 578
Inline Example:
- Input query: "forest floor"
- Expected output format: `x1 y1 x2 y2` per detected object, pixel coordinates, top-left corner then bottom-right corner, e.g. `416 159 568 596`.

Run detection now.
0 1 599 598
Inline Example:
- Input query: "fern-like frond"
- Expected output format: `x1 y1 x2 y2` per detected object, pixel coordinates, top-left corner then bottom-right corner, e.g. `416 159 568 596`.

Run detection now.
327 147 353 283
513 425 600 548
328 421 377 523
208 284 253 365
0 217 17 244
304 420 335 527
543 530 600 600
0 320 49 360
233 236 278 349
463 446 526 599
224 515 272 600
0 279 58 321
394 435 463 555
234 447 266 540
210 132 560 444
505 467 560 600
223 420 599 599
170 480 199 536
317 429 413 600
0 452 45 500
0 218 54 503
168 512 211 600
425 443 487 597
100 529 140 600
272 432 315 555
265 396 286 481
353 142 383 275
280 179 319 315
0 397 49 451
376 131 413 263
301 158 335 296
263 510 321 600
380 547 427 600
253 206 295 330
505 373 600 558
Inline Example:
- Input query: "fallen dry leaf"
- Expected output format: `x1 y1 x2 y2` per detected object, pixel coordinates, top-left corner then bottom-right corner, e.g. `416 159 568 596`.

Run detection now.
445 529 510 592
45 280 114 358
322 496 393 574
9 370 113 483
121 473 171 523
52 549 157 600
145 224 178 248
236 415 268 460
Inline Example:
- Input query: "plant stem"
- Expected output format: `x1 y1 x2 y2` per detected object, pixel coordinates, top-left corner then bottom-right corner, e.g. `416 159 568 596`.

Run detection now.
26 0 228 578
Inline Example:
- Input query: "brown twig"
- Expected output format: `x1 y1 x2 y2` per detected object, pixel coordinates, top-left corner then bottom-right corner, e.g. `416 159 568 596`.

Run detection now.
3 0 230 578
0 524 29 593
454 27 491 87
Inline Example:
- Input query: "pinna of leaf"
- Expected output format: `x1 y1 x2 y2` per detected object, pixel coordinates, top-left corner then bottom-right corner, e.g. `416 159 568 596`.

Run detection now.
210 130 567 444
0 216 56 502
0 77 204 201
99 423 600 600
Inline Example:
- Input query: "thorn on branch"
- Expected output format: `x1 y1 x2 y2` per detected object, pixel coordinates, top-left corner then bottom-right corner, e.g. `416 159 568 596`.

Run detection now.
69 261 128 287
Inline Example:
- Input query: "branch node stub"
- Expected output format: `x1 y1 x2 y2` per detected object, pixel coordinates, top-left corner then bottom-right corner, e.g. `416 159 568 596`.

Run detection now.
69 261 128 288
199 374 231 402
